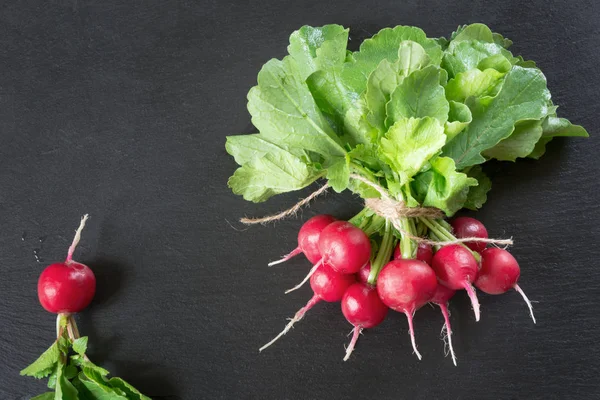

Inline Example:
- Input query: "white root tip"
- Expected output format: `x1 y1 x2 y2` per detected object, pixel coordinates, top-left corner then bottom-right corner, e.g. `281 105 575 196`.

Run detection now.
343 326 362 361
284 259 322 294
66 214 89 262
464 283 481 322
405 312 422 360
514 284 537 324
439 304 457 366
268 247 302 267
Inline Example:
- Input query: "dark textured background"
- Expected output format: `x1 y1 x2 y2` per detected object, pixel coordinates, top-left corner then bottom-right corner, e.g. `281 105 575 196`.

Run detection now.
0 0 598 399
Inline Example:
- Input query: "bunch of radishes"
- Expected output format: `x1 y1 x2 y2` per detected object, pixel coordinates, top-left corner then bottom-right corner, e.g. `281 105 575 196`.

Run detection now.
261 213 535 364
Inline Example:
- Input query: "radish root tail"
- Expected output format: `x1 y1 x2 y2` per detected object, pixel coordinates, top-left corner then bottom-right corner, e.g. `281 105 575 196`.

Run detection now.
464 282 481 322
514 284 536 324
439 303 457 366
285 259 322 294
343 326 363 361
259 295 320 352
405 312 422 360
66 214 89 262
268 247 302 267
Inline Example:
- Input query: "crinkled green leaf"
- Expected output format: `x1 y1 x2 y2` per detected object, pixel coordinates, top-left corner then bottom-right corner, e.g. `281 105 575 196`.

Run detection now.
108 378 152 400
443 66 550 168
385 66 449 127
464 165 492 210
442 40 513 78
365 41 430 133
56 366 79 400
541 116 589 137
228 149 320 202
411 156 477 216
445 68 504 103
483 119 543 161
326 157 350 192
478 54 512 73
528 136 553 159
20 342 61 379
450 23 495 44
247 57 346 159
343 98 378 146
380 117 446 185
31 393 55 400
288 24 349 80
226 134 305 165
445 101 472 140
72 337 88 357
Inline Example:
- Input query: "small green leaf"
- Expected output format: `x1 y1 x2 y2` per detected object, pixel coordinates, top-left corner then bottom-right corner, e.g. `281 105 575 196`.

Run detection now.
541 116 589 138
47 367 58 389
477 54 512 73
450 23 494 44
527 136 553 159
56 365 79 400
385 66 449 127
31 393 54 400
72 337 89 356
109 377 152 400
20 342 60 379
444 68 504 103
326 157 350 192
483 119 543 161
445 101 472 140
464 165 492 210
380 117 447 185
287 24 349 80
442 40 513 78
411 156 477 216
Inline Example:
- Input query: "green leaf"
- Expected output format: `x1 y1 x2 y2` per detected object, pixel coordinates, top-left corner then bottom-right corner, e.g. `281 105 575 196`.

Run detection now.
56 365 79 400
108 378 152 400
450 23 495 43
343 98 378 146
411 156 477 216
228 148 320 202
226 134 304 164
442 40 513 78
379 117 447 185
478 54 512 73
365 42 430 133
247 57 346 159
464 165 492 210
483 119 543 161
385 66 449 127
326 157 350 192
444 68 504 103
72 337 88 356
541 116 589 137
443 66 550 169
47 367 58 389
527 136 553 159
445 101 472 140
287 24 349 80
20 342 60 379
31 393 55 400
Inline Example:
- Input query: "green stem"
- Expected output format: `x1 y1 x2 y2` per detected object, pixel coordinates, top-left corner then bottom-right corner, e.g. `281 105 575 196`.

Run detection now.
350 162 377 183
349 208 370 230
367 221 395 285
419 217 481 262
399 217 416 259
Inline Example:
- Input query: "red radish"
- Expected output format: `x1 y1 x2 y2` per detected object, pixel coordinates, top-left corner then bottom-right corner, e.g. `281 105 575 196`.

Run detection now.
430 284 458 366
451 217 489 253
285 221 371 293
431 244 481 321
260 264 356 351
38 215 96 314
268 214 336 266
476 248 536 323
341 282 388 361
393 242 433 264
377 259 437 360
357 263 371 284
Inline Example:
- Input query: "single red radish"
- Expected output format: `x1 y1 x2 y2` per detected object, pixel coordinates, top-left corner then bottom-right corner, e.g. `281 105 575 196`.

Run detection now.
285 221 371 293
393 242 433 264
430 284 458 366
377 259 437 360
451 217 489 253
341 282 388 361
431 244 481 321
357 263 371 284
260 264 356 351
476 248 536 323
38 215 96 314
268 214 336 266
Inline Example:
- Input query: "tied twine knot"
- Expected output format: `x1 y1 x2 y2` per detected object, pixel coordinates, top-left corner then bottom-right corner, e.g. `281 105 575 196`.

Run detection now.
364 198 444 220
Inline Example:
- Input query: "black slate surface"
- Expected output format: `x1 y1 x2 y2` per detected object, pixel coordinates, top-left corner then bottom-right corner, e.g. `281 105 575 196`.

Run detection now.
1 0 599 399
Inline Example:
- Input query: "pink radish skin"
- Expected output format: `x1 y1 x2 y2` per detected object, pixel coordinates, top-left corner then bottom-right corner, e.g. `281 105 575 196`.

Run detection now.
268 214 336 266
357 263 371 284
285 221 371 293
260 264 356 351
451 217 489 253
341 283 388 361
431 244 481 321
430 284 458 366
377 259 437 360
393 243 433 264
476 248 536 323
